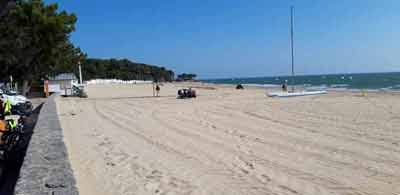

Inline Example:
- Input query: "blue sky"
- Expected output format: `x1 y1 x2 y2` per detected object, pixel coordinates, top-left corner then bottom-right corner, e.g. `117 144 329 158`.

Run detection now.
49 0 400 78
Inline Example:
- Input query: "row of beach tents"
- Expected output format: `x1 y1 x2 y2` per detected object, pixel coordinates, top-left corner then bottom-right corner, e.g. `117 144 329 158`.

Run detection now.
86 79 154 85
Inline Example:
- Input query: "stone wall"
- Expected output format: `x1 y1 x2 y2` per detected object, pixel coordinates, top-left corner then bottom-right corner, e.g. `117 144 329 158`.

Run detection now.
14 95 78 195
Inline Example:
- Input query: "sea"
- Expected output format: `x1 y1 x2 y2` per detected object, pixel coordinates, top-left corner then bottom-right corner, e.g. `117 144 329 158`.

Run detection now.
203 72 400 91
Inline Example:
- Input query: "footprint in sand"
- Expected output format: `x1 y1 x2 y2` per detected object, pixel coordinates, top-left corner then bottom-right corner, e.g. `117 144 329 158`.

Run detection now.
143 170 194 194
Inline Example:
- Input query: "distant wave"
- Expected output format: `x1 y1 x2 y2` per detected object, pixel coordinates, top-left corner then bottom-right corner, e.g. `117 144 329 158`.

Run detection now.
330 84 350 88
386 84 400 90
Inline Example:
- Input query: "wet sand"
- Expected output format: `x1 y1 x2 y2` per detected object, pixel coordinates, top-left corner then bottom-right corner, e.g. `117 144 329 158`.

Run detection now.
57 83 400 195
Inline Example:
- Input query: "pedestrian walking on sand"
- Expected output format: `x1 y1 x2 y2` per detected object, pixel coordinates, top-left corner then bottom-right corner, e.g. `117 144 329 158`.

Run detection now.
155 84 160 97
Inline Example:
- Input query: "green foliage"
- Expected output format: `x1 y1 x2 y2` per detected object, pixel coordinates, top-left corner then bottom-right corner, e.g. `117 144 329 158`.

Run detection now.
177 73 197 81
81 58 175 82
0 0 79 82
0 0 176 92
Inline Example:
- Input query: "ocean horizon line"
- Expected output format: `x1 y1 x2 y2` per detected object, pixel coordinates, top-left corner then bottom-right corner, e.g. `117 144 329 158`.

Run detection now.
201 71 400 81
202 71 400 91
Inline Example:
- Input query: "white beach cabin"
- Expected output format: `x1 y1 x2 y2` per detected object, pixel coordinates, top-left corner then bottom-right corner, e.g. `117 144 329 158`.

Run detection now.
48 73 78 96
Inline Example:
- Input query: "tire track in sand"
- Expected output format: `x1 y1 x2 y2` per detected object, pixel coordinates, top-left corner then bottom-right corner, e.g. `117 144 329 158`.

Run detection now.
94 101 276 195
132 101 369 195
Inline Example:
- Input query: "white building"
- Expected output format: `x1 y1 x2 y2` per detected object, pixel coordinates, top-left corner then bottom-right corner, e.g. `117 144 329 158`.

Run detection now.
48 73 78 96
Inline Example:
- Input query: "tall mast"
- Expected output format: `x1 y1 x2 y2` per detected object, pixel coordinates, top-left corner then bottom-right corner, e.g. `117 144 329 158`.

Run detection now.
290 6 295 92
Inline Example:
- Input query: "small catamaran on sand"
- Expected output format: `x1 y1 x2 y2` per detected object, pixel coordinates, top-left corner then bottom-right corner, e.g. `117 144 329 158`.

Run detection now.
268 6 327 97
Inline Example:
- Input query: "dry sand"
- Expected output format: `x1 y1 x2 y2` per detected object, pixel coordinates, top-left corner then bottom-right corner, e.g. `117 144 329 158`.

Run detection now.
56 83 400 195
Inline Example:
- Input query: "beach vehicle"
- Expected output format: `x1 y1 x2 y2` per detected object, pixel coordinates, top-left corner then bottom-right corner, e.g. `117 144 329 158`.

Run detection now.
72 84 88 98
236 84 244 89
178 88 196 98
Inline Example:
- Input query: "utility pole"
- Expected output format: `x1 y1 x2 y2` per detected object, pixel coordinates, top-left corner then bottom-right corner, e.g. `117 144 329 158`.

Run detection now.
9 75 13 91
152 82 155 97
78 61 83 84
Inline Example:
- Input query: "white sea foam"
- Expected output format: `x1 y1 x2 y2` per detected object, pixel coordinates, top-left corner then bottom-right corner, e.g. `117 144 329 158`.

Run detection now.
386 84 400 89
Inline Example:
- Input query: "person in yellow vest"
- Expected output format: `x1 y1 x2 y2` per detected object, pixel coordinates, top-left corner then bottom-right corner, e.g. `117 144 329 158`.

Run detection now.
4 99 11 115
8 119 17 130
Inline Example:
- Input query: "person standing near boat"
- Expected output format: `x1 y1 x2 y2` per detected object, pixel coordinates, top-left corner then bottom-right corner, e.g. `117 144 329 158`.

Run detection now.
282 80 288 92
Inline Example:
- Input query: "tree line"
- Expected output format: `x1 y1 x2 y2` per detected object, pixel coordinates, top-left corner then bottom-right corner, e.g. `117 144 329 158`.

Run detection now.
0 0 175 95
176 73 197 81
81 58 175 82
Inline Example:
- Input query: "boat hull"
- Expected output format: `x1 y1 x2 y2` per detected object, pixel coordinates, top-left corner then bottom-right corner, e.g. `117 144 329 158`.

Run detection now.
267 90 327 97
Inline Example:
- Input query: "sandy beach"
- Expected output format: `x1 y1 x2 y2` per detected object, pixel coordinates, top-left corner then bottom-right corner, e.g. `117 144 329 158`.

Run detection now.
56 83 400 195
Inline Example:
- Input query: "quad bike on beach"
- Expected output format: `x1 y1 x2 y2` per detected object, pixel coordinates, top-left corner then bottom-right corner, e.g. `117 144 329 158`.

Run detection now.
236 84 244 90
72 84 88 98
177 88 197 99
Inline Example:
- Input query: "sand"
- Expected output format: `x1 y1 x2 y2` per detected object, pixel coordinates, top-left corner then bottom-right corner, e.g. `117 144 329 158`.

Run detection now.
56 83 400 195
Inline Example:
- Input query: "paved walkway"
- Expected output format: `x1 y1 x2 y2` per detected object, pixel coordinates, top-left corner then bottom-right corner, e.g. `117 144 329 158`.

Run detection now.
14 95 78 195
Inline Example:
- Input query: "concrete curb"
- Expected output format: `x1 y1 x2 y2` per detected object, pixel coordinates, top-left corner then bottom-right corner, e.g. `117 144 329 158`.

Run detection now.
14 95 78 195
